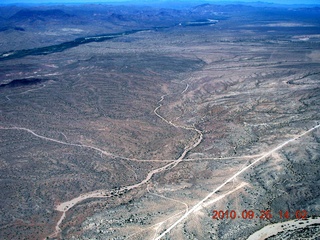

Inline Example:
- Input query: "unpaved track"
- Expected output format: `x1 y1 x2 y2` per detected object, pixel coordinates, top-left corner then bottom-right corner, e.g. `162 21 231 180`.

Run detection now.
45 83 203 238
154 124 320 240
2 83 318 239
0 126 172 163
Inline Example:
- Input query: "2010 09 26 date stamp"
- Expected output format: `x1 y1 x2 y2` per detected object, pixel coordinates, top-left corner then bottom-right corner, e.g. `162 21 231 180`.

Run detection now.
212 209 308 220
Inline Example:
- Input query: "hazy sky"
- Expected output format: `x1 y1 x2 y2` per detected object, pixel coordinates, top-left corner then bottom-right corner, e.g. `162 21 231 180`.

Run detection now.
2 0 320 4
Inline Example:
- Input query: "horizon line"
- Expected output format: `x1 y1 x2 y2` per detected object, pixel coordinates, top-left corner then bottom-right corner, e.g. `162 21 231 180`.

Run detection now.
1 0 320 6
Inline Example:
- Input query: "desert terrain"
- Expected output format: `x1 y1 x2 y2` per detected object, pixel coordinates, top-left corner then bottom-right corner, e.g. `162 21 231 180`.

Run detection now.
0 2 319 240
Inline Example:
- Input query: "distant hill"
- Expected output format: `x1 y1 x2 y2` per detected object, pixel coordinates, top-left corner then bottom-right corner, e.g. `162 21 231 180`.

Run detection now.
191 3 255 13
9 9 72 21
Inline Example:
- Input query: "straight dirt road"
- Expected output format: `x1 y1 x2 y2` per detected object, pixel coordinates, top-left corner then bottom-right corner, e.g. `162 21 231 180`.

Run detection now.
154 124 320 240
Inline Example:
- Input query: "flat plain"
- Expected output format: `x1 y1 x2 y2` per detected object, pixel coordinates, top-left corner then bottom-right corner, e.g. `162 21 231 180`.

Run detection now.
0 3 319 240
